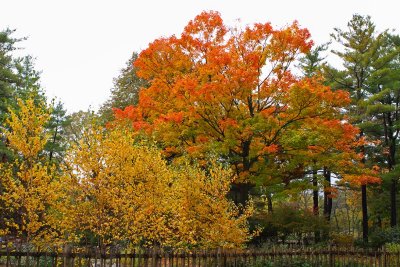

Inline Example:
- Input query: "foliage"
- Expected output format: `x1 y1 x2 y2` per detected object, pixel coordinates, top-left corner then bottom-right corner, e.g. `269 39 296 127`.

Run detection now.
298 43 329 77
99 52 148 122
322 14 399 241
3 12 400 249
253 204 328 245
0 96 62 245
385 242 400 252
0 29 47 163
369 227 400 248
0 28 23 161
44 100 70 165
112 11 359 211
0 28 22 119
62 123 254 248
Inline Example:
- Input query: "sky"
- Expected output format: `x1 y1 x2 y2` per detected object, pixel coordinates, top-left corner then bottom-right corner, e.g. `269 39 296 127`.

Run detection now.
1 0 399 113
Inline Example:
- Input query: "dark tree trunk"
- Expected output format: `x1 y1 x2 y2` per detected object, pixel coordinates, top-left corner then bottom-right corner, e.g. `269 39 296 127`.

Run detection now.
49 122 59 162
231 182 252 206
322 167 332 241
384 112 397 227
323 167 332 221
359 130 369 242
313 169 319 216
233 139 254 205
267 193 273 214
313 168 320 243
391 178 397 227
361 184 368 242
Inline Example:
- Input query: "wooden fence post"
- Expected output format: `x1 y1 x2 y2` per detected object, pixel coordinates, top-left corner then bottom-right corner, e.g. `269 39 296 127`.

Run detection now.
383 247 386 267
63 244 72 267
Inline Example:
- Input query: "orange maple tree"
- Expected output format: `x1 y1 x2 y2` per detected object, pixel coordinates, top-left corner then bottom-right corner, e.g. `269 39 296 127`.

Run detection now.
113 11 374 203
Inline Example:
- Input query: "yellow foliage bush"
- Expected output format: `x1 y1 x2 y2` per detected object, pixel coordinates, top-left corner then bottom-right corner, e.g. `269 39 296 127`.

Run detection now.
63 124 253 248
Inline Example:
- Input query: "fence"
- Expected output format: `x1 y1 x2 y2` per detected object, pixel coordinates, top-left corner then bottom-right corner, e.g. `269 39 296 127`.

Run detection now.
0 247 399 267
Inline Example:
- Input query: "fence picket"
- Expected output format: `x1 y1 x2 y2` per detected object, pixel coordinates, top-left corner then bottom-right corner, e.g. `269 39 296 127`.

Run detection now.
2 246 400 267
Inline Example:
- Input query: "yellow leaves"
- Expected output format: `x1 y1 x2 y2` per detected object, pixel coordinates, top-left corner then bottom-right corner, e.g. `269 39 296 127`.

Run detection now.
63 124 253 248
0 96 62 246
5 98 50 158
169 159 253 248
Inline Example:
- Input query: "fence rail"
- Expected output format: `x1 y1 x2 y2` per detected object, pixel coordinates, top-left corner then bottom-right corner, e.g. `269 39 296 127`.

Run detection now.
0 248 399 267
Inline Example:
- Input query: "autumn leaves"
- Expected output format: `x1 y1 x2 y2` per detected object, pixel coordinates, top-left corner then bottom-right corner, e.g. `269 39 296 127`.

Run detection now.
0 98 60 243
0 11 382 249
0 97 253 248
115 11 375 201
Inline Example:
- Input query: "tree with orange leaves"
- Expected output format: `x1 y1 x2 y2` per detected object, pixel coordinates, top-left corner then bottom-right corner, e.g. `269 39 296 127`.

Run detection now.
113 11 354 206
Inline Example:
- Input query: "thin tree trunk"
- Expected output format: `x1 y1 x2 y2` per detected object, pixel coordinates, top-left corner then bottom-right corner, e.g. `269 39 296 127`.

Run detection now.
361 184 368 242
313 169 319 216
359 130 369 242
391 178 397 227
383 111 397 228
313 168 320 243
237 139 252 205
267 192 273 214
323 167 332 221
322 167 332 241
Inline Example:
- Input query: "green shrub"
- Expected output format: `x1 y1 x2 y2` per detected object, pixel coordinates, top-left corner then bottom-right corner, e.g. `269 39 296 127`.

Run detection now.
330 233 354 246
385 242 400 252
369 227 400 248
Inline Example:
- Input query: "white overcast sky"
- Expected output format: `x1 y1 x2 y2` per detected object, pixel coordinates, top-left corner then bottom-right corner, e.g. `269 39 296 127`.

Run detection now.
1 0 399 113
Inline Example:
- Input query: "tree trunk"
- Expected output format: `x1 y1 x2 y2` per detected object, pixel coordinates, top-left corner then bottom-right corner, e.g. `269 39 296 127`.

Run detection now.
361 184 368 243
267 192 273 214
388 124 397 227
323 167 332 221
230 182 252 206
313 169 319 216
313 168 320 243
359 129 369 242
391 178 397 227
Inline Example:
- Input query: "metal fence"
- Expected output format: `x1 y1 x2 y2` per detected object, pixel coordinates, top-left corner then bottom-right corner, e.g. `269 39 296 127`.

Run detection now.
0 247 399 267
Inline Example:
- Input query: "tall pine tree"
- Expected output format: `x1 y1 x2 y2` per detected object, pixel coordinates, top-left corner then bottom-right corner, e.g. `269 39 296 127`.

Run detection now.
325 14 400 241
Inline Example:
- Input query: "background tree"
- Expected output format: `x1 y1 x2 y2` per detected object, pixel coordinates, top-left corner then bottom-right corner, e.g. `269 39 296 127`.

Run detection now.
325 14 400 241
45 101 70 166
0 29 48 163
98 52 147 122
0 28 23 162
299 43 329 78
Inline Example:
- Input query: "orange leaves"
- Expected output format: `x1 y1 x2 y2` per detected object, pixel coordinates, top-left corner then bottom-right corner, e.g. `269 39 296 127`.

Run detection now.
324 186 339 199
112 106 151 131
243 22 273 43
112 11 366 197
343 174 381 186
113 105 138 120
287 77 350 118
260 107 277 117
260 144 279 154
163 146 180 157
182 10 227 48
218 118 238 130
268 21 313 64
159 111 184 124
